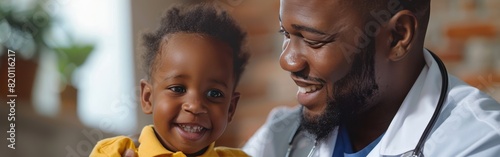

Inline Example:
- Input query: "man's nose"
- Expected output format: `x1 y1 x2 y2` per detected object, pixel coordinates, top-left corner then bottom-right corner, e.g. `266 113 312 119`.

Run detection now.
182 94 207 115
280 40 307 73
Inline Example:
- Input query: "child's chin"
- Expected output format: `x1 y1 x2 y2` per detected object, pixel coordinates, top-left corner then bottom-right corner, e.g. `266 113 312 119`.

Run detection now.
177 145 209 155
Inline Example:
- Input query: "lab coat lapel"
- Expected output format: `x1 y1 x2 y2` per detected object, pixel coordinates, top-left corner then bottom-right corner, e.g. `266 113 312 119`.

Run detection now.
316 127 338 157
369 49 443 156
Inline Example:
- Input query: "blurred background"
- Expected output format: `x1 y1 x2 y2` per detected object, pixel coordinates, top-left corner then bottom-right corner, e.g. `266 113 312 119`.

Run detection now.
0 0 499 156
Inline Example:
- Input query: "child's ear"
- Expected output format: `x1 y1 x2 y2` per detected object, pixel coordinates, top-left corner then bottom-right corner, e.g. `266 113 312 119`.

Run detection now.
140 79 153 114
227 92 240 123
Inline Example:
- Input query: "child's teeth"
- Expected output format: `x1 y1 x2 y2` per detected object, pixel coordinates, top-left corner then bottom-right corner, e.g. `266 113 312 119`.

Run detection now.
179 124 203 133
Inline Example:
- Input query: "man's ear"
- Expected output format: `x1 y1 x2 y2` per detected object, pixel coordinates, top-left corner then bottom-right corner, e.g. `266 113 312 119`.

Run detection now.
388 10 417 61
140 79 153 114
227 92 240 123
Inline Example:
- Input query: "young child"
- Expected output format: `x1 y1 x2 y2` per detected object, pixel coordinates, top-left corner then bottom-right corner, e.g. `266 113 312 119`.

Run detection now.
90 3 249 157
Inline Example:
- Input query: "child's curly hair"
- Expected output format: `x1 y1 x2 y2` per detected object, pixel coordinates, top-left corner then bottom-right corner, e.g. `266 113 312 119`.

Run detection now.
142 2 249 86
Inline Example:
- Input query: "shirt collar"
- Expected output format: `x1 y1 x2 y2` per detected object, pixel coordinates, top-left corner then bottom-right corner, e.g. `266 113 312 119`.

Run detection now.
138 125 218 157
374 49 444 156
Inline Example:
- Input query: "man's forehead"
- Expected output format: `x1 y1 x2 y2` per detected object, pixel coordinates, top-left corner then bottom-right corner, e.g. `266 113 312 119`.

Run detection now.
279 0 348 12
279 0 353 22
279 0 353 35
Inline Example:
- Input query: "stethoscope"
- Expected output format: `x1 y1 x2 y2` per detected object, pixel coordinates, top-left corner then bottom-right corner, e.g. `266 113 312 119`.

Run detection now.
285 50 449 157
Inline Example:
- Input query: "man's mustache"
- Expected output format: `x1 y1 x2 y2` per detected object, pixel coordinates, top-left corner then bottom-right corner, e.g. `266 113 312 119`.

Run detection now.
292 72 327 85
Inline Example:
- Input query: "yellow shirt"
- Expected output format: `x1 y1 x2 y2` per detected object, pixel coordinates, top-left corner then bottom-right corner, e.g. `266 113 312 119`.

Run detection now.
90 125 248 157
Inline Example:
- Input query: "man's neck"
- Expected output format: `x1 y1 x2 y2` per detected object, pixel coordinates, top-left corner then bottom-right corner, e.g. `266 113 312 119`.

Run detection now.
345 102 399 152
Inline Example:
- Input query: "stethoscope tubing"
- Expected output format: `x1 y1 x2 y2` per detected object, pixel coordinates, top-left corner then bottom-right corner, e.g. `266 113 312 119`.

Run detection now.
411 50 449 156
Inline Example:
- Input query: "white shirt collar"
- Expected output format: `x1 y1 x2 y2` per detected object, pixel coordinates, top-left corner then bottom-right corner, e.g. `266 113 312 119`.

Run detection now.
371 49 444 156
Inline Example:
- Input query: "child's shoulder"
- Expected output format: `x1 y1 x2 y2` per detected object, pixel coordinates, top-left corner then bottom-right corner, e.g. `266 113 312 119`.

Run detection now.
213 146 249 157
90 136 137 157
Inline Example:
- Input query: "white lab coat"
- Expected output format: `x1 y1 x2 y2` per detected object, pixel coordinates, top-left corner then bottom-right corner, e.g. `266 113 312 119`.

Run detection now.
243 49 500 157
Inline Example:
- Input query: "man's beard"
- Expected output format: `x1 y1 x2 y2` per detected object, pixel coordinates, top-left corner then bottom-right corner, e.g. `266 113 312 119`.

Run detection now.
300 39 379 141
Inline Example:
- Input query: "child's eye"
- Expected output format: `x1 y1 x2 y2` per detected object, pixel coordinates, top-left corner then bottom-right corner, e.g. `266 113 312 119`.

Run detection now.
207 89 224 98
168 86 186 93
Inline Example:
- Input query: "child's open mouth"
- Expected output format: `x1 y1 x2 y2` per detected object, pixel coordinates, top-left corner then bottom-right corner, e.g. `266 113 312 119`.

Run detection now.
179 124 204 133
176 123 208 141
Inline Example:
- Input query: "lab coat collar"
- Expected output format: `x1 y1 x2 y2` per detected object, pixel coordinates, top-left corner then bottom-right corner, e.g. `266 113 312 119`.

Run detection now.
371 49 443 156
317 126 339 157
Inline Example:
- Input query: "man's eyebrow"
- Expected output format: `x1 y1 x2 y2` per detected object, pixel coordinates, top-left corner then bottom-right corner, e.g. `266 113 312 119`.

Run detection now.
291 24 327 35
279 15 330 36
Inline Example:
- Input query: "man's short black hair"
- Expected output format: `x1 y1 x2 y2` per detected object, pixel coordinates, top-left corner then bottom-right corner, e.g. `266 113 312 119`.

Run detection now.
142 3 249 86
360 0 431 16
353 0 431 31
359 0 430 10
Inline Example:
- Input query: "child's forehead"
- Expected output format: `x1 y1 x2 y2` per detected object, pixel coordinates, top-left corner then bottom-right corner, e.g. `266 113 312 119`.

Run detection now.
150 33 237 85
159 32 234 56
152 33 233 67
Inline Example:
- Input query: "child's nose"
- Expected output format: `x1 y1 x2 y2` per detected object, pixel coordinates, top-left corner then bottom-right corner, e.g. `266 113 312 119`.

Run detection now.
182 98 207 115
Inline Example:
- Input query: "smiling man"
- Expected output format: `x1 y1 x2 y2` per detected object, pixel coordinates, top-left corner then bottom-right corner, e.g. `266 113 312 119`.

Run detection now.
243 0 500 157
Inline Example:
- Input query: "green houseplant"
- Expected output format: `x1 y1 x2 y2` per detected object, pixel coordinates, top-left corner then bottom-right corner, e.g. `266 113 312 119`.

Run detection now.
0 0 93 102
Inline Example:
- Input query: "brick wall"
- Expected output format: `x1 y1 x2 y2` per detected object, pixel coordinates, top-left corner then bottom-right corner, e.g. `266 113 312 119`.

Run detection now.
427 0 500 100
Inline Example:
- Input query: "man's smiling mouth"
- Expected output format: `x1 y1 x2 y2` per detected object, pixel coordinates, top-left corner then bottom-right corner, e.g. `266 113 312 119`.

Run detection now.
291 74 325 94
290 73 326 107
298 85 323 93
